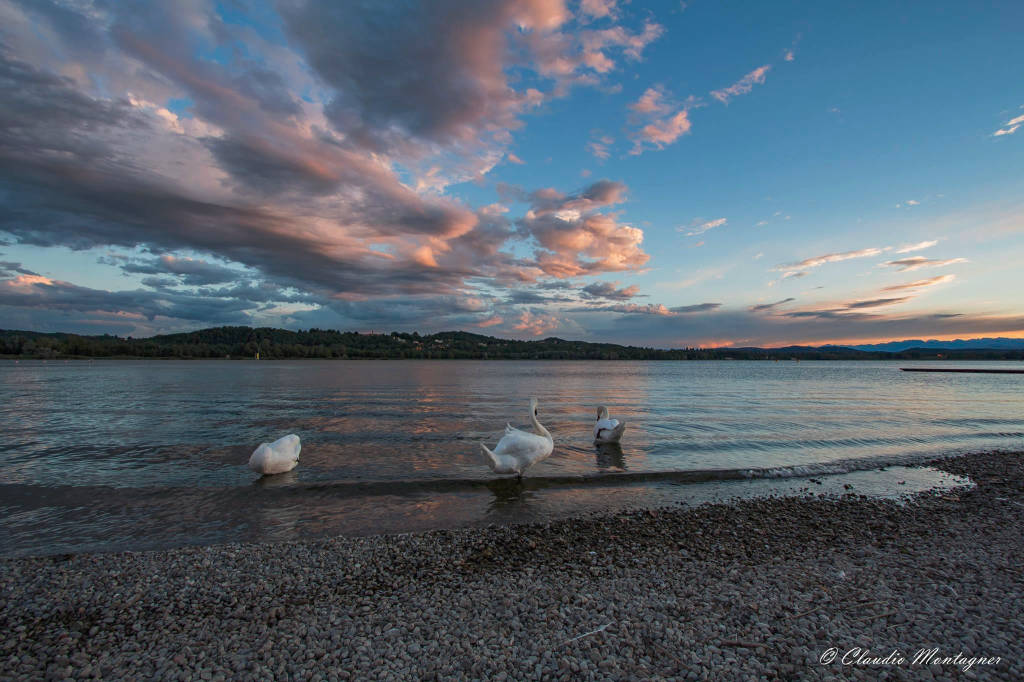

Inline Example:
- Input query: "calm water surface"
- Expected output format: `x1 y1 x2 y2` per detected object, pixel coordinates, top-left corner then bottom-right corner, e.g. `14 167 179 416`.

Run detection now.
1 359 1020 556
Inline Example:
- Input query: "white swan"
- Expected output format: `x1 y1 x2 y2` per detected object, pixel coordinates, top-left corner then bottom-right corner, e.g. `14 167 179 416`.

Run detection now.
249 434 301 475
593 406 626 444
481 397 553 478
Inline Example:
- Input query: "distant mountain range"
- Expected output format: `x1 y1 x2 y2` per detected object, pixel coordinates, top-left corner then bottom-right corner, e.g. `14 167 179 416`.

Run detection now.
2 327 1023 360
844 338 1024 352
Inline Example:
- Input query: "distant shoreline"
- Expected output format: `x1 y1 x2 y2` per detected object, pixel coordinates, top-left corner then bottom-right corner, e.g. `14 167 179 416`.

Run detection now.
3 355 1024 362
3 325 1023 362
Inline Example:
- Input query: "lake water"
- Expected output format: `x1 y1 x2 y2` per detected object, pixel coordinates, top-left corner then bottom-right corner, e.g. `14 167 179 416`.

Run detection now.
2 359 1021 557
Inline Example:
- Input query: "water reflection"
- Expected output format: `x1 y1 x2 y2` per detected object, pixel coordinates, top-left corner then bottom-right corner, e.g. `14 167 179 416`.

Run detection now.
594 442 627 470
1 359 1023 556
485 477 534 508
253 470 299 488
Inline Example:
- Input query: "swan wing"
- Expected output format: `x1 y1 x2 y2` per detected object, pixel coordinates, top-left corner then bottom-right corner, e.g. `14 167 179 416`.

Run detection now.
249 434 301 475
593 417 619 439
594 419 625 443
493 427 549 456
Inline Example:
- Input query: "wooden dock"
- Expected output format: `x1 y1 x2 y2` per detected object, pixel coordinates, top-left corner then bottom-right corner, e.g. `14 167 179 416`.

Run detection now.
900 367 1024 374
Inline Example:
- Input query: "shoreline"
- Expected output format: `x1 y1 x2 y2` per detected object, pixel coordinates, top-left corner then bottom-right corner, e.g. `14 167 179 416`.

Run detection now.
5 355 1024 362
2 451 1021 680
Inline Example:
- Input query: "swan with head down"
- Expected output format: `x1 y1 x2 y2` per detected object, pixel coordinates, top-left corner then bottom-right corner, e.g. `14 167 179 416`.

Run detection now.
480 397 553 479
593 406 626 444
249 434 301 475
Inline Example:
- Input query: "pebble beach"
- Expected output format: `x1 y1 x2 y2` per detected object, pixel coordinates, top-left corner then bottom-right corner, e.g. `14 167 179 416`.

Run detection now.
2 451 1021 681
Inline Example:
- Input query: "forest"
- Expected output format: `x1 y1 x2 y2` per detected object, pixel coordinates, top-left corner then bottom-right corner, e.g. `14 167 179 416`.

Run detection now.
2 327 1023 361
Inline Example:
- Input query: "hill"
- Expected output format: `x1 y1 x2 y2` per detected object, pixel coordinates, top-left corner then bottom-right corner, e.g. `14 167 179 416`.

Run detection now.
1 327 1023 360
848 337 1024 352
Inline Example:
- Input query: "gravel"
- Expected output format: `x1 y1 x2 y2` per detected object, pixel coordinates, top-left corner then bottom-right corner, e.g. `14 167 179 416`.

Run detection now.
2 451 1022 681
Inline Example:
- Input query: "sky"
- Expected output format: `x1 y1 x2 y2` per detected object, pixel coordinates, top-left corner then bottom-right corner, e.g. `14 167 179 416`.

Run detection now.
0 0 1022 348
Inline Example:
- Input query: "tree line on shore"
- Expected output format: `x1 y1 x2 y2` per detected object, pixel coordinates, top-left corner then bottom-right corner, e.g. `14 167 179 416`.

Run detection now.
1 326 1022 361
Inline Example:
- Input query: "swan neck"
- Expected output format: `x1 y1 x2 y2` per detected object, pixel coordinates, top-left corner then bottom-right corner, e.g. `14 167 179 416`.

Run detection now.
531 412 552 441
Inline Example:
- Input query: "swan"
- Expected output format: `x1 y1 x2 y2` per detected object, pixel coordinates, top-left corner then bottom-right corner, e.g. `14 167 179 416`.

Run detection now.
480 397 553 479
593 406 626 444
249 434 301 475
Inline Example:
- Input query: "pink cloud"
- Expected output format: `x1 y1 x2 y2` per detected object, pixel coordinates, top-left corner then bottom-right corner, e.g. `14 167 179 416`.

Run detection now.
630 110 692 154
881 274 956 292
512 310 561 335
711 64 772 104
580 0 618 20
518 180 648 278
627 87 700 155
630 86 670 114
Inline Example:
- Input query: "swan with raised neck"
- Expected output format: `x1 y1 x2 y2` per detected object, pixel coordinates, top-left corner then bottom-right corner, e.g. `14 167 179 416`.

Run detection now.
480 397 554 479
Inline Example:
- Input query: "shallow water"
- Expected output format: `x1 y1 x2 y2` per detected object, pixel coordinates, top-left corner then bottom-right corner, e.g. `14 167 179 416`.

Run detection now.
1 359 1019 556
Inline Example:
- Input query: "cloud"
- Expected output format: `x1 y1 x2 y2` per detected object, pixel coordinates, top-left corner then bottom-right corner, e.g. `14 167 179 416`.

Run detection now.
749 297 795 312
111 255 244 286
580 0 618 20
580 281 640 300
570 303 673 315
710 65 771 104
630 86 671 114
626 86 701 155
784 50 794 62
517 180 649 277
994 113 1024 136
843 297 912 310
630 110 692 154
580 20 665 68
0 260 40 278
511 310 562 336
476 315 503 327
569 302 719 316
881 274 955 292
670 302 721 313
882 256 969 272
774 247 884 277
507 153 525 165
894 240 938 254
0 273 255 324
586 135 614 159
0 0 666 337
680 217 727 237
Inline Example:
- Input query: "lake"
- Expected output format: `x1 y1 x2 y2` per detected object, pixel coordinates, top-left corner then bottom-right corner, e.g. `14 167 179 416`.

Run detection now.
2 359 1021 556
